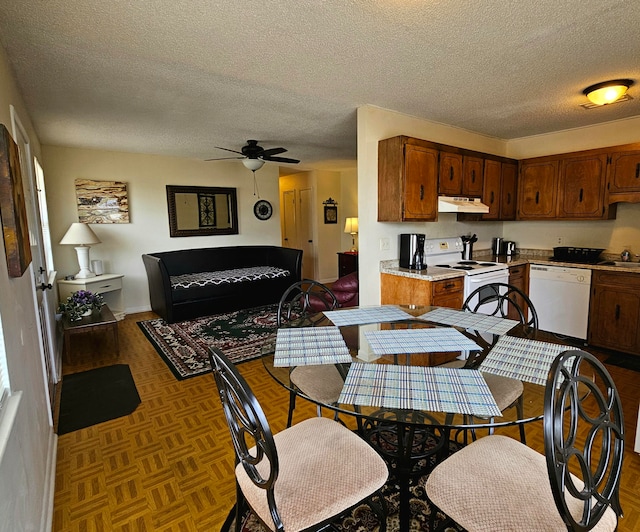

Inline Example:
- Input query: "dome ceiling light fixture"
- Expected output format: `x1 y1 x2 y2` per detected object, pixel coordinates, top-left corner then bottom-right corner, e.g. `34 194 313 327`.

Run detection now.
582 79 634 107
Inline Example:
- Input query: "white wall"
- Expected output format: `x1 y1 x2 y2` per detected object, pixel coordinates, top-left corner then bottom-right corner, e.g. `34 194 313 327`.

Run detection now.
42 146 285 314
357 105 640 305
0 45 56 532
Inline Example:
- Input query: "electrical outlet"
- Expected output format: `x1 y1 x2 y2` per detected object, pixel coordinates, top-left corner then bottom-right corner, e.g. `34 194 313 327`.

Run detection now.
556 236 564 245
380 237 390 251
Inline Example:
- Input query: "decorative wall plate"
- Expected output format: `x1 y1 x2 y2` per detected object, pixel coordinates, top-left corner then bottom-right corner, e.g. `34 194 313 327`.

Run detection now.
253 199 273 220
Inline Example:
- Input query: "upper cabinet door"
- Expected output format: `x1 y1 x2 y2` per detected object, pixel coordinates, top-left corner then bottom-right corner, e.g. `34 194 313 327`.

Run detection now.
438 151 463 196
482 159 501 220
462 156 484 196
517 159 559 219
404 144 439 220
500 162 518 220
557 154 608 218
378 136 439 222
608 151 640 193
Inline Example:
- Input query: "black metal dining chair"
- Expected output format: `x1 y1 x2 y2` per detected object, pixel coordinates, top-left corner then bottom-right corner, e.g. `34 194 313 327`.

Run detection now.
425 348 624 531
277 279 347 427
209 347 388 532
443 282 539 444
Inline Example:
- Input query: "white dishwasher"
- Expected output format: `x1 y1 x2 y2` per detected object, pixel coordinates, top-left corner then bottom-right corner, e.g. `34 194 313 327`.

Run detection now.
528 265 592 340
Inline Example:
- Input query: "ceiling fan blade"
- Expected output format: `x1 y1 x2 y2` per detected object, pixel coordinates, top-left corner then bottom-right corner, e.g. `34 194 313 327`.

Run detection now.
260 147 287 157
262 155 300 164
214 146 245 155
205 156 244 161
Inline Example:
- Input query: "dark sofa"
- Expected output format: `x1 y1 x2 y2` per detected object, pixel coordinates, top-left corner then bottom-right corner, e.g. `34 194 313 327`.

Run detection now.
142 246 302 323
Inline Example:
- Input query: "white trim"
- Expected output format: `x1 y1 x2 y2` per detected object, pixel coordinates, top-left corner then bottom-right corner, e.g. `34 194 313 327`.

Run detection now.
39 430 58 532
0 391 22 464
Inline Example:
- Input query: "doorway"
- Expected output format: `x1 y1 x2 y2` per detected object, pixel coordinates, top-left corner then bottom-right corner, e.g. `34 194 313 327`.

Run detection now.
281 185 316 280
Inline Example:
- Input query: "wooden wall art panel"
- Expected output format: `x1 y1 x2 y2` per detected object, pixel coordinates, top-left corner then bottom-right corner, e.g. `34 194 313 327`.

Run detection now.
0 123 32 277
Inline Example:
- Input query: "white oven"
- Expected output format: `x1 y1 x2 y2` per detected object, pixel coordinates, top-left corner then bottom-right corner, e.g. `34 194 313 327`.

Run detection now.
423 237 509 311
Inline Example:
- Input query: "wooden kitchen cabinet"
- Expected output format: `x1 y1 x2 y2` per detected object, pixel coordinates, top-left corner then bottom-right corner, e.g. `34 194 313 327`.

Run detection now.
607 150 640 202
588 270 640 355
557 153 610 219
378 136 439 222
517 158 559 219
481 159 502 220
438 151 463 196
500 162 518 220
508 263 529 322
477 160 517 221
462 156 484 196
439 152 484 197
380 273 463 309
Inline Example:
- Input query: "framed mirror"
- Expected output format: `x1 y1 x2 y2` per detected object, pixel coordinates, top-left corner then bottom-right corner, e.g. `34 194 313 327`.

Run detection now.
166 185 239 237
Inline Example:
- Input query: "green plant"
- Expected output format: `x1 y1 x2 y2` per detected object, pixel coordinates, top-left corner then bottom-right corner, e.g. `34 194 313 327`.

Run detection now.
58 290 104 321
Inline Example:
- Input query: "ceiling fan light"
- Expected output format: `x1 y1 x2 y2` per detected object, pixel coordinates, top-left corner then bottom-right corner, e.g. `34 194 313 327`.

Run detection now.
242 158 265 171
583 79 633 106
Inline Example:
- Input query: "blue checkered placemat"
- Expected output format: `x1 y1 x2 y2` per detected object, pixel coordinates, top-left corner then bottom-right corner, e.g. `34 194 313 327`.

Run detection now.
364 327 482 355
323 305 414 327
419 307 519 335
274 327 352 367
338 363 501 417
479 336 568 386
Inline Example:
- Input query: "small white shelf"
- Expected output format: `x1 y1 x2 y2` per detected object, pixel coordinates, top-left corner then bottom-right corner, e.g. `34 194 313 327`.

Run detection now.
57 273 125 320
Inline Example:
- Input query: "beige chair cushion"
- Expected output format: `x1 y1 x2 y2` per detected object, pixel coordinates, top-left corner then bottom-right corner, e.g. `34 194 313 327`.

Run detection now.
236 416 388 531
441 360 523 411
425 434 618 531
289 364 345 404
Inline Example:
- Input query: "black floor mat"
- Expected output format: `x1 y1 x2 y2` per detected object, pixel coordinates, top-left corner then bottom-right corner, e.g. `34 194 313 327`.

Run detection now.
57 364 141 435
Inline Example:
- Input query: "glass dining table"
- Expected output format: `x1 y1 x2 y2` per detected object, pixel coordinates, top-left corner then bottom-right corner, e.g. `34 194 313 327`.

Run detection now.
261 305 574 530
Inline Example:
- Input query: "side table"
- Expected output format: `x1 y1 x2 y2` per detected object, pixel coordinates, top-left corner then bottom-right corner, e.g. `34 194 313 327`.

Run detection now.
63 305 120 364
58 273 125 320
337 252 358 277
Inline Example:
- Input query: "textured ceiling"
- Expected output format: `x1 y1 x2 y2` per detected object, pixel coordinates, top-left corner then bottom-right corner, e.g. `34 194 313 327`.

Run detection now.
0 0 639 170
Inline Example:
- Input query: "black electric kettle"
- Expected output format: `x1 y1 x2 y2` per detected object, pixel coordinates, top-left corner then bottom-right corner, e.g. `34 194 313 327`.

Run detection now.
461 234 478 260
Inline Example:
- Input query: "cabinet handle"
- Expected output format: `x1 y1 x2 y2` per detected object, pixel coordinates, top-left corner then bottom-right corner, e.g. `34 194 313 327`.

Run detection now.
420 184 424 200
444 283 455 289
471 170 476 183
535 191 540 204
636 163 640 179
490 191 495 204
615 304 620 320
579 188 584 202
449 167 454 181
507 192 511 204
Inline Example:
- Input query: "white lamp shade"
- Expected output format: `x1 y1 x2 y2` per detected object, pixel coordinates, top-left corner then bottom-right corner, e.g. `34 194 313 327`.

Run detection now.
242 158 265 171
60 223 101 278
344 217 358 234
60 222 101 245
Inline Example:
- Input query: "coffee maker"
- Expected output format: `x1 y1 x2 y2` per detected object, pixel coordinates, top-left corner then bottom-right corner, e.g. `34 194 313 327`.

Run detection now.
399 233 426 270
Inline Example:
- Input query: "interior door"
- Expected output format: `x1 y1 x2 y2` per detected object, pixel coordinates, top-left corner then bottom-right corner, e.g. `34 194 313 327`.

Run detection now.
299 188 315 279
11 107 58 423
282 190 297 250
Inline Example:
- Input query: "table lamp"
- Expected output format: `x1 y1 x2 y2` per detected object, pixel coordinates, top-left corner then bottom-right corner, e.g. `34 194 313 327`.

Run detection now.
59 222 101 279
344 217 358 252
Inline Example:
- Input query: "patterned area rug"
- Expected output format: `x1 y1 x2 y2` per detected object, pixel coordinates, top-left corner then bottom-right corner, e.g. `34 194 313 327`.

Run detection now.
137 304 279 380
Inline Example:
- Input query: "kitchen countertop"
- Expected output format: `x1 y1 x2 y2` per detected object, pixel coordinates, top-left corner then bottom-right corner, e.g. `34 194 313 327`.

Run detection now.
380 249 640 281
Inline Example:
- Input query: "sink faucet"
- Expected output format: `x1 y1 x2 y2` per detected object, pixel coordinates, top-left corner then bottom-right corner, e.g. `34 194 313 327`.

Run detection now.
620 249 631 262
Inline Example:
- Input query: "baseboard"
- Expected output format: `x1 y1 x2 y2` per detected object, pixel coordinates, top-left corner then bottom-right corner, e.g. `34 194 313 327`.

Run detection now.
40 430 58 532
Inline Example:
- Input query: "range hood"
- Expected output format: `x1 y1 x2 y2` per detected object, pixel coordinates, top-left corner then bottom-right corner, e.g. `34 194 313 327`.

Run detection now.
438 196 490 214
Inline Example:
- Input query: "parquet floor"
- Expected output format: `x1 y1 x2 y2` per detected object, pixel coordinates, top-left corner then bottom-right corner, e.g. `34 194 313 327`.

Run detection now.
53 312 640 531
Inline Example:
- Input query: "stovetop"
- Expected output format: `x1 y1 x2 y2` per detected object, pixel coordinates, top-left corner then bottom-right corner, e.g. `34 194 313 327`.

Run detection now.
423 237 508 275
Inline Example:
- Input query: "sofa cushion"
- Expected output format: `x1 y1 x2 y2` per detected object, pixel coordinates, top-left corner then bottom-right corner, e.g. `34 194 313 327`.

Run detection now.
170 266 290 290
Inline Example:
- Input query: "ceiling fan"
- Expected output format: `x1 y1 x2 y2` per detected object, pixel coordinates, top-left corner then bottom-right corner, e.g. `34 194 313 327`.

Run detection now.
206 140 300 171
